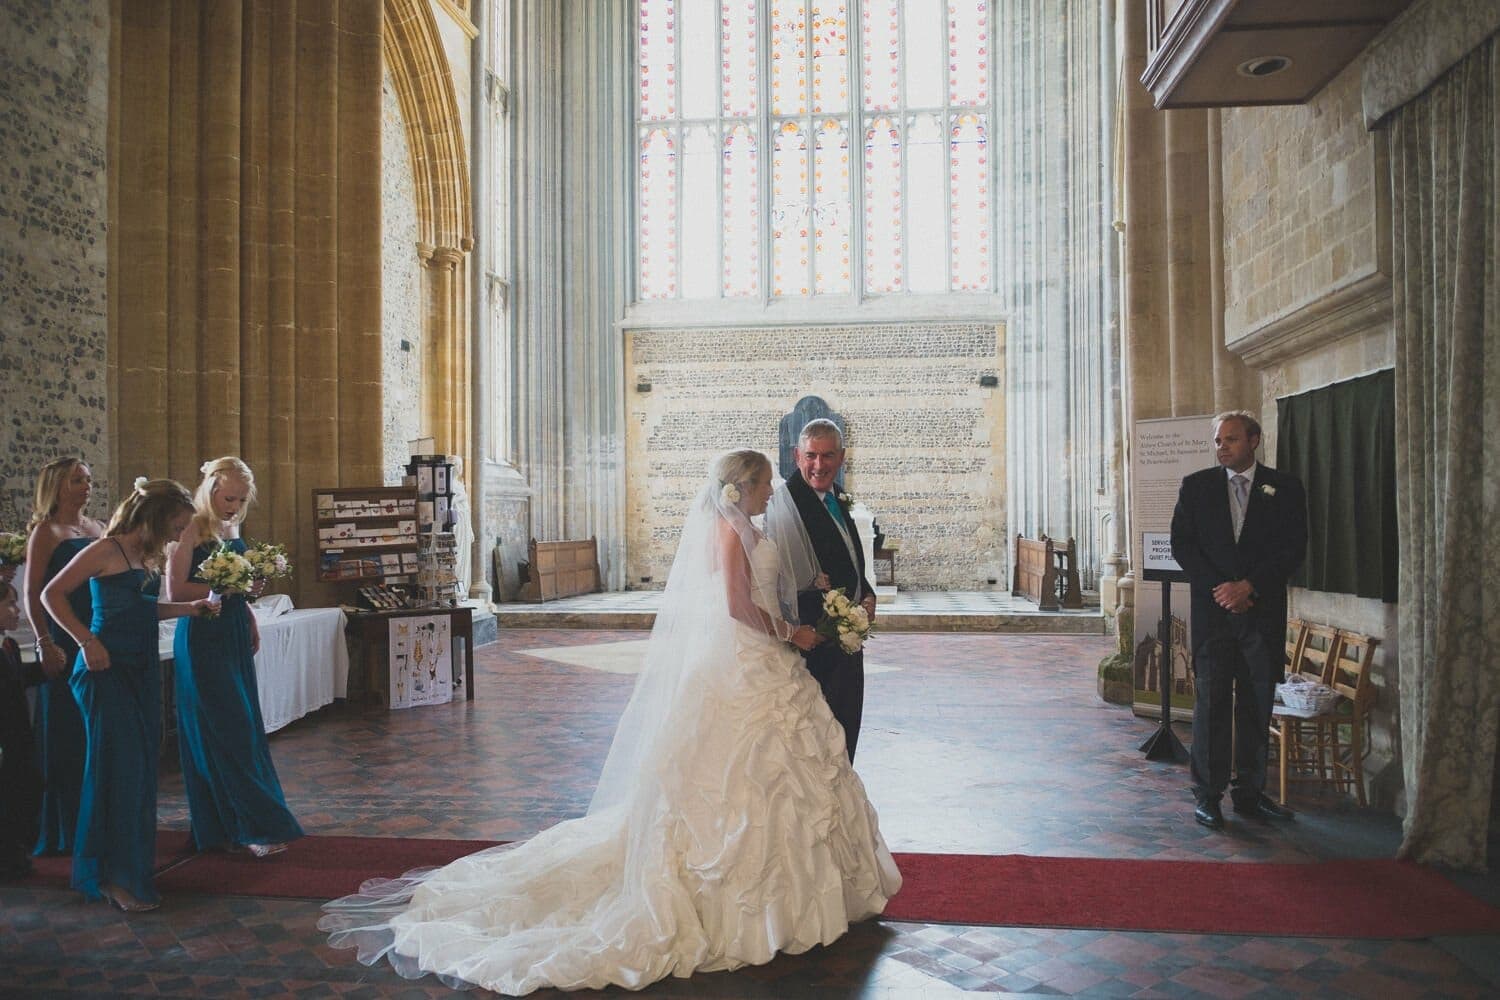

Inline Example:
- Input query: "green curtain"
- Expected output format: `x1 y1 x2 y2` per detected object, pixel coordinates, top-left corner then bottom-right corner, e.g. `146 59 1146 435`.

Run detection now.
1275 369 1397 602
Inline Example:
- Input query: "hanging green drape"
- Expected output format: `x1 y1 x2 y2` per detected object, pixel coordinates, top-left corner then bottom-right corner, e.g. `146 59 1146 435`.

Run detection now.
1276 369 1397 602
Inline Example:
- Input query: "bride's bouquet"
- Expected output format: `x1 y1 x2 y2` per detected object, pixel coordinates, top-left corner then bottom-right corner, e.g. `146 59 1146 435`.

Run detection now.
0 530 25 566
816 587 874 653
244 540 293 581
196 543 256 595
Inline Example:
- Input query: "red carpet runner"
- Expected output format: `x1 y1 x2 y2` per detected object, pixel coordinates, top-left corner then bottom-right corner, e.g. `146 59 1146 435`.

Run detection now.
25 832 1500 939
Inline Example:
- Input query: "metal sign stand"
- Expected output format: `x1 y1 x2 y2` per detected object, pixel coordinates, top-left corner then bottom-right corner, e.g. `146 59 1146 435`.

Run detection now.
1139 566 1190 762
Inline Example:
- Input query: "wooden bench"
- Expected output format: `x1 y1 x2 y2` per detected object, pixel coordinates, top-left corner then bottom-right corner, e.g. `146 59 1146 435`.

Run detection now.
1012 534 1083 610
521 537 602 602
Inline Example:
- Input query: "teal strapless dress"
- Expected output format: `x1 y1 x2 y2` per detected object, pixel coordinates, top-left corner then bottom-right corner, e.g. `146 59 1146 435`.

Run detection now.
173 540 303 851
69 567 163 904
33 536 92 855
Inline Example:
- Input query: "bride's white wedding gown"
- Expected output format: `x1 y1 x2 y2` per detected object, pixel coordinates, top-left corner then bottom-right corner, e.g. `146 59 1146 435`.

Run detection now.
321 536 901 995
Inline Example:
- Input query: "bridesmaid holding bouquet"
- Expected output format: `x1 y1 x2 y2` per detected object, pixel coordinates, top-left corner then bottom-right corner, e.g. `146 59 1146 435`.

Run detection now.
41 478 219 911
166 457 303 858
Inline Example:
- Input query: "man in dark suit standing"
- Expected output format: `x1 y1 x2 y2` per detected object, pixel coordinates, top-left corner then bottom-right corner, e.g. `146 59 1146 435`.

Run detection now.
781 418 877 762
1170 411 1308 829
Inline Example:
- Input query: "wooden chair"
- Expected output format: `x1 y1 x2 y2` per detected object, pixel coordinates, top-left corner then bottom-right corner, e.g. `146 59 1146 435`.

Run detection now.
1268 621 1340 805
1311 630 1379 805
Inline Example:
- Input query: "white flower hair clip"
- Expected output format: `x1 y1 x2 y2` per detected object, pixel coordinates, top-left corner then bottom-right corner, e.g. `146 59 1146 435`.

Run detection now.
1260 484 1276 496
721 483 741 505
133 476 149 495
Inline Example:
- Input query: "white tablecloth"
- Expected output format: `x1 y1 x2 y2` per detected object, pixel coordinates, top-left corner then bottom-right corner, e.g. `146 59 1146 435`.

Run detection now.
159 601 350 733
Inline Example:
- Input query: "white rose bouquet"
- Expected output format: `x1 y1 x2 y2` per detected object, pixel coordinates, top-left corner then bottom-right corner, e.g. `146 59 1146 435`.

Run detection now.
0 531 25 566
244 540 293 581
196 543 256 595
816 587 874 654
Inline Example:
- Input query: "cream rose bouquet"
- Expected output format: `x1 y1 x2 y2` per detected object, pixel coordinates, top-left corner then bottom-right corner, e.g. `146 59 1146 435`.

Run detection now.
196 543 256 595
0 531 25 566
816 587 874 654
244 540 293 581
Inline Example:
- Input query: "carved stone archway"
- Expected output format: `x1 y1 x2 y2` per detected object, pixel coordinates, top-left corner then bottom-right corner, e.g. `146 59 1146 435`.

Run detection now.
383 0 474 465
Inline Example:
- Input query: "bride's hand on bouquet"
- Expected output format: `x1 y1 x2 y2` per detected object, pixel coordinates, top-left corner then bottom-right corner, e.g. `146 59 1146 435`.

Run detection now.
861 594 876 621
813 572 831 591
788 625 822 651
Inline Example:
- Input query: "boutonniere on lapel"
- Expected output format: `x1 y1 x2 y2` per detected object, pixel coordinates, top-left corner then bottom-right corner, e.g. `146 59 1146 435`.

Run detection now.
1260 484 1276 497
836 491 854 508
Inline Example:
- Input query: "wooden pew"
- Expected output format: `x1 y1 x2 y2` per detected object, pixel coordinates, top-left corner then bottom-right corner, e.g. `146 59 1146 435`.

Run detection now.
521 537 602 602
1050 536 1084 609
1012 534 1083 611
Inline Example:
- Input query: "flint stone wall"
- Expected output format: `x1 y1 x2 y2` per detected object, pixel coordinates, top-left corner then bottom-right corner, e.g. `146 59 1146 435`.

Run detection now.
624 322 1006 591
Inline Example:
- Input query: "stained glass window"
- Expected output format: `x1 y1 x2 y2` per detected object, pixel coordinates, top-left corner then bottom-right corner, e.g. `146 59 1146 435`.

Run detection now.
636 1 994 301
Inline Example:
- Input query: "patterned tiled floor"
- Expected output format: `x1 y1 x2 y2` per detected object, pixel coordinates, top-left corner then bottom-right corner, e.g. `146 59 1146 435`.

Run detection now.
3 629 1497 998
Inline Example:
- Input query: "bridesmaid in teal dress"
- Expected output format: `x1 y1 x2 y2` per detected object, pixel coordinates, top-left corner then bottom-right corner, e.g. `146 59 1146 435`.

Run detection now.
166 457 303 858
42 478 217 913
21 457 104 855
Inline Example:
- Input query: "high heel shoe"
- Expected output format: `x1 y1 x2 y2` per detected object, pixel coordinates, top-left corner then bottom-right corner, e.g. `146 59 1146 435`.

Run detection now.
244 842 287 858
101 883 159 913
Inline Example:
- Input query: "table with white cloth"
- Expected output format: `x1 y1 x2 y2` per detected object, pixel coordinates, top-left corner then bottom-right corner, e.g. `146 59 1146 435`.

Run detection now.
157 595 350 735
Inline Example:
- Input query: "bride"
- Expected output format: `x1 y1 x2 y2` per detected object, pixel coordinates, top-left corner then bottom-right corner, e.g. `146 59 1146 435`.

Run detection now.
321 449 902 994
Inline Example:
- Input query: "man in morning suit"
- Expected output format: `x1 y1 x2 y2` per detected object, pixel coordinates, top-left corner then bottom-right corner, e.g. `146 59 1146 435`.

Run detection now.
784 419 877 762
1170 410 1308 829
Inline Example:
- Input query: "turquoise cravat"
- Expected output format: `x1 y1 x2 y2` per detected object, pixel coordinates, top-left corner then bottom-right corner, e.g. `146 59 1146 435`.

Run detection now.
822 491 843 524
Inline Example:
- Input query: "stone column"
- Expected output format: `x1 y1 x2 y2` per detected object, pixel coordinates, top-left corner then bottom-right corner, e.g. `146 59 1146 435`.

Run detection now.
418 241 472 463
995 0 1120 590
110 0 383 608
508 0 630 590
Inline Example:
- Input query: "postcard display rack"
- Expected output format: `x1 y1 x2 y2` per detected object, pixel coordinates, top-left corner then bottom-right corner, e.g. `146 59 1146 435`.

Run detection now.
313 484 475 707
313 487 420 585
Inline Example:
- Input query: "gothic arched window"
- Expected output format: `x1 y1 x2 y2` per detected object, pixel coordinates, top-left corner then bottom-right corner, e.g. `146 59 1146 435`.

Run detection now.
635 0 994 303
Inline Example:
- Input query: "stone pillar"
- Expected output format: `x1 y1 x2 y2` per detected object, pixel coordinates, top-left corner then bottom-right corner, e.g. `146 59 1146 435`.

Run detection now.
418 241 472 463
511 0 565 541
508 0 630 590
110 0 383 608
995 0 1120 590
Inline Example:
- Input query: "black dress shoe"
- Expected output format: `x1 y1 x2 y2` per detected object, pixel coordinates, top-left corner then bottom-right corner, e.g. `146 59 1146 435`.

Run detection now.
1233 794 1295 821
1194 801 1225 829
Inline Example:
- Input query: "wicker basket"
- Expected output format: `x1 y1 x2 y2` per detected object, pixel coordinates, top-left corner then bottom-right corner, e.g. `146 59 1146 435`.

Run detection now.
1277 678 1341 714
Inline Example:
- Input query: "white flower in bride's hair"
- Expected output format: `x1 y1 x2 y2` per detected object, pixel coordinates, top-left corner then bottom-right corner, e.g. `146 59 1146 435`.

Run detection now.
1260 484 1276 496
721 483 741 505
133 476 149 495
